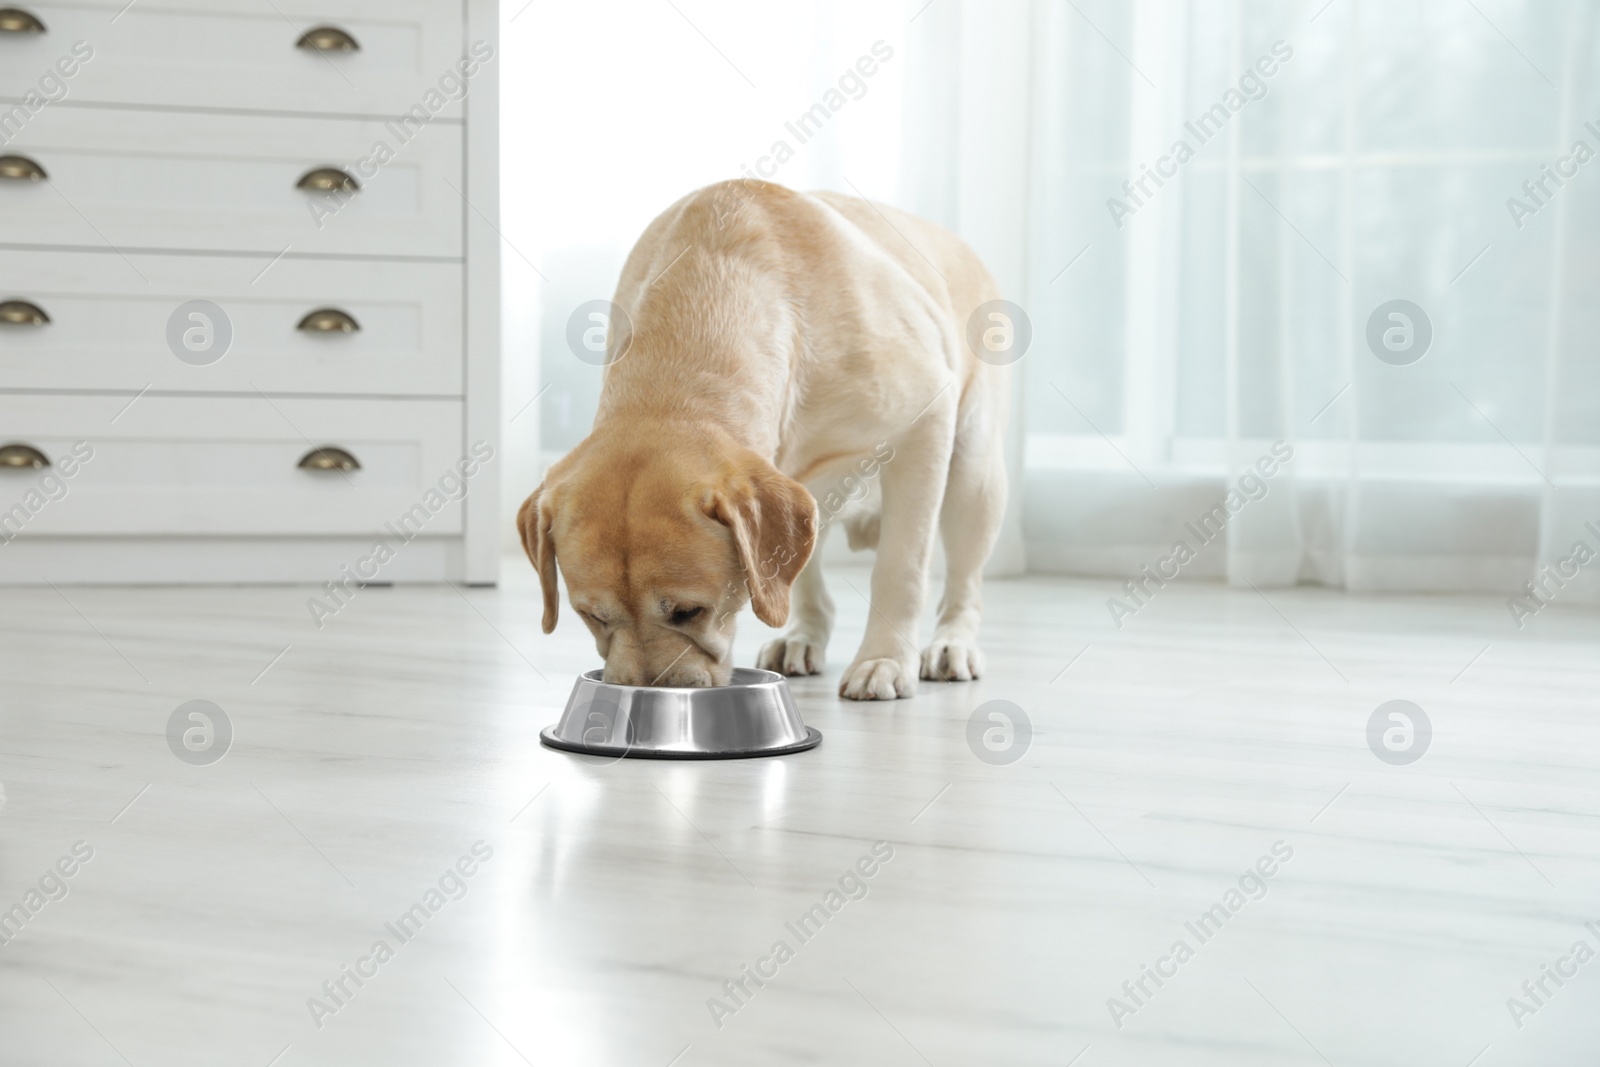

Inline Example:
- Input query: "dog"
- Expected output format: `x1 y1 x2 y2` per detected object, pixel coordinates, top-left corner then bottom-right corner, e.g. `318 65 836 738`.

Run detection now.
517 180 1009 700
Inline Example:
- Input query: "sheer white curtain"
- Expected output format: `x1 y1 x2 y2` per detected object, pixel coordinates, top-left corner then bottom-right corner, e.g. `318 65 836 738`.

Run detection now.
904 0 1600 603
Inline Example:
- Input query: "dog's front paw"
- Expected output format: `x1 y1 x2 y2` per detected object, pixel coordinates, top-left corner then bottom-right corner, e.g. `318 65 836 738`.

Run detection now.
920 637 985 682
839 656 917 701
757 634 826 676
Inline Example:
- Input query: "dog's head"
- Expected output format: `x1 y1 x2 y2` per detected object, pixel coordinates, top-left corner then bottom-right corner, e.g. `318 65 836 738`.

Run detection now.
517 430 816 686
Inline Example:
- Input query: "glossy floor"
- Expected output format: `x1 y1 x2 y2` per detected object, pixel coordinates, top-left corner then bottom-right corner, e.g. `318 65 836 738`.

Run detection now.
1 562 1597 1066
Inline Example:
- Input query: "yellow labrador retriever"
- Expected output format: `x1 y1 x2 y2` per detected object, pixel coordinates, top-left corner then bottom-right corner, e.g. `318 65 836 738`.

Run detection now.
518 180 1009 700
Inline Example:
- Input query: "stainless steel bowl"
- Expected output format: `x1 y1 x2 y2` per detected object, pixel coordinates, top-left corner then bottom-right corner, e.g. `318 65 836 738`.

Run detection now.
539 667 823 760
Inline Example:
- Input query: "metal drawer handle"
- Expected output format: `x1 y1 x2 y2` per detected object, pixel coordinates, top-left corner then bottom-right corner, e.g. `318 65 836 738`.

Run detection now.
0 8 46 33
0 155 47 182
298 447 360 473
0 300 49 325
0 444 49 469
296 25 359 52
297 167 360 194
297 308 360 334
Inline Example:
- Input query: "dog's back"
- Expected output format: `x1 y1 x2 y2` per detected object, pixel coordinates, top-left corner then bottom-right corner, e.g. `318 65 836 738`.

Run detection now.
601 180 1004 459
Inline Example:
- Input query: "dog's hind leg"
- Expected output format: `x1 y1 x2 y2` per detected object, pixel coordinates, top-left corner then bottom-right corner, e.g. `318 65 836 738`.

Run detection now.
756 522 834 675
921 403 1008 682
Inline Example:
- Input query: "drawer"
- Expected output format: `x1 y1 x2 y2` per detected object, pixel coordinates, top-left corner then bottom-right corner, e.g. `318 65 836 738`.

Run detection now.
0 395 472 535
0 251 462 395
0 1 474 119
0 106 462 257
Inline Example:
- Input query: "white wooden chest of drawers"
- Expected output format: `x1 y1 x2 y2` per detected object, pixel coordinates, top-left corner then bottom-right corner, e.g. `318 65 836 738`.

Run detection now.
2 106 467 256
0 0 500 584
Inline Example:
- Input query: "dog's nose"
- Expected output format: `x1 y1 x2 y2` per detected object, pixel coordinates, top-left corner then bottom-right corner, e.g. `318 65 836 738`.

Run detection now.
655 666 714 687
602 649 728 688
654 660 732 687
602 662 720 688
600 664 646 687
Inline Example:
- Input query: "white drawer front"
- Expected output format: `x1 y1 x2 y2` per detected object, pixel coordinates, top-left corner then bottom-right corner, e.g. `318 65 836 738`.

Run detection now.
0 106 462 257
0 395 476 535
0 251 462 395
0 1 479 119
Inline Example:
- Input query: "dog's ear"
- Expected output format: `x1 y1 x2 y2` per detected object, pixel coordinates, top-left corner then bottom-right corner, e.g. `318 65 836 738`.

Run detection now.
516 484 561 633
706 455 817 627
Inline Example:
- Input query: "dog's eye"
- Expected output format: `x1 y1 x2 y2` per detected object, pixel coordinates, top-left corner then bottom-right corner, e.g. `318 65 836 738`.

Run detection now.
669 606 704 626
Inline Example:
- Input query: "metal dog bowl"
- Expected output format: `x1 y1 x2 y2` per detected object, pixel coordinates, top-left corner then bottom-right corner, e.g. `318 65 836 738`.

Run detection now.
540 667 822 760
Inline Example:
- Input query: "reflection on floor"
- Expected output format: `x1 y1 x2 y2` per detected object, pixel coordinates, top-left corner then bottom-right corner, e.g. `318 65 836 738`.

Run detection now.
1 560 1597 1066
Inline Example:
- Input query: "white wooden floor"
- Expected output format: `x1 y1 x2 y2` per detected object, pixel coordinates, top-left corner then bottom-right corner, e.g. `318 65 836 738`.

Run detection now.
1 560 1597 1066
